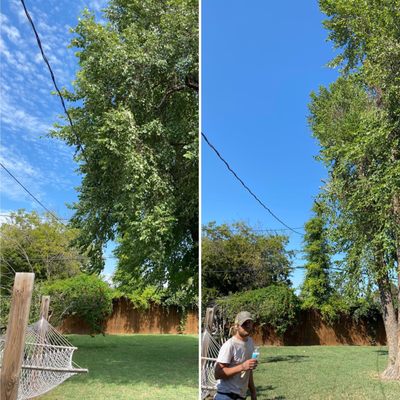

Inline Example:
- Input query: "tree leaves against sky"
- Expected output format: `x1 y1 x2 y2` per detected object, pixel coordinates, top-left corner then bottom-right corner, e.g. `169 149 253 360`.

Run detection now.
51 0 198 296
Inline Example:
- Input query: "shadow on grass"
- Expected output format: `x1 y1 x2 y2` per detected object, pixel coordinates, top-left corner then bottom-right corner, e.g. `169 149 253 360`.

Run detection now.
265 355 309 363
64 335 198 389
256 385 286 399
374 350 388 356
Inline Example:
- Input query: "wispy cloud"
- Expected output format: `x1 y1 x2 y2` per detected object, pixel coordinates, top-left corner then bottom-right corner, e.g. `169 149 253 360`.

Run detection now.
0 144 43 203
0 13 22 44
0 92 52 136
1 1 86 216
88 0 108 13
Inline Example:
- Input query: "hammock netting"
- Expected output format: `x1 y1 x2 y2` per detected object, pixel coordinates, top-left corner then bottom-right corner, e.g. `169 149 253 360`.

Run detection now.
201 329 227 399
0 317 86 400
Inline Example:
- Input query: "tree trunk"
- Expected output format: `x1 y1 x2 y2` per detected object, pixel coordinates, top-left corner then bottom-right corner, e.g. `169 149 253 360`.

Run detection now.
377 272 399 379
390 193 400 380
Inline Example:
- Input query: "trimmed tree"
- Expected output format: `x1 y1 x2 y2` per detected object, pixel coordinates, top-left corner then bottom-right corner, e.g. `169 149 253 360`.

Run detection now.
300 202 332 312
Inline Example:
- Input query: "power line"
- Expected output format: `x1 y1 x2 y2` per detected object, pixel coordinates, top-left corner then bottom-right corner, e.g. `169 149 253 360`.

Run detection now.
0 213 70 221
0 162 65 225
20 0 87 162
0 255 118 262
201 132 303 236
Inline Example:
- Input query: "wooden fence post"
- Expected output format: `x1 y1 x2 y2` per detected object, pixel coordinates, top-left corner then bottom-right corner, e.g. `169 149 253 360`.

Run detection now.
39 296 50 320
204 307 214 332
0 273 35 400
201 307 215 361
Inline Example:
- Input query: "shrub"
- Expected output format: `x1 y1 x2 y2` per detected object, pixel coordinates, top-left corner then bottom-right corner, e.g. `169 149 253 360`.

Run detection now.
217 285 299 336
42 274 114 334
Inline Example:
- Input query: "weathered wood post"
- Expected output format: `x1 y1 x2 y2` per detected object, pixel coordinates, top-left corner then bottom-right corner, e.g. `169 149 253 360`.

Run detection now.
201 307 215 369
0 272 35 400
204 307 214 333
39 296 50 320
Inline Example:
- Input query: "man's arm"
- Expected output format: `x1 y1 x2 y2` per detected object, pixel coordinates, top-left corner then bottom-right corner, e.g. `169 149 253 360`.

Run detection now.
248 370 257 400
214 359 258 380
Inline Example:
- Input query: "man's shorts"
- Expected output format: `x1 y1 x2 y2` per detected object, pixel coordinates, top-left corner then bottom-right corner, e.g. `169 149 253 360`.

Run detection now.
214 392 246 400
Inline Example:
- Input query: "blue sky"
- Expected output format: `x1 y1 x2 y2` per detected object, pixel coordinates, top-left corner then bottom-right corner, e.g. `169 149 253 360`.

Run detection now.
0 0 116 276
201 0 339 289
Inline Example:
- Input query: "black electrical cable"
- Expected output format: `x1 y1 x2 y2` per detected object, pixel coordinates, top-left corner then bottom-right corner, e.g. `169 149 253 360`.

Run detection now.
202 132 303 236
0 162 65 225
20 0 87 162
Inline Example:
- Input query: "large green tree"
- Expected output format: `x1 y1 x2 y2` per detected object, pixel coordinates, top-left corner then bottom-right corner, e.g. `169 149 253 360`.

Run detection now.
0 210 84 294
309 0 400 379
202 222 294 301
52 0 198 296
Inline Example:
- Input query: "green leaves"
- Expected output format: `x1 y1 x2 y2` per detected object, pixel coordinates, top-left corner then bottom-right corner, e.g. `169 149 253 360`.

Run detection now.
51 0 198 296
310 0 400 327
202 222 294 300
0 210 86 294
42 274 114 335
217 285 299 336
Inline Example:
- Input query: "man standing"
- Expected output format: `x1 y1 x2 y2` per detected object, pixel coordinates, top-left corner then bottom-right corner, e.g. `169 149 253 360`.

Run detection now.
214 311 258 400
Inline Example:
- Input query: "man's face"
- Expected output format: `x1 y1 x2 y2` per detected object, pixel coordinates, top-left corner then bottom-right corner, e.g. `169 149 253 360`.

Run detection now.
237 319 254 337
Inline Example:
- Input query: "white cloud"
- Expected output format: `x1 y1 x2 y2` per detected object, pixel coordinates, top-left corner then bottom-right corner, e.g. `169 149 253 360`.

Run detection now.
88 0 108 12
1 19 22 44
0 92 52 136
0 144 43 203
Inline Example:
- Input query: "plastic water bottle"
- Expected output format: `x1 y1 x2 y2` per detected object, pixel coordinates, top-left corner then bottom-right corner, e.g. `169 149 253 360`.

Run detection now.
241 347 260 378
252 347 260 360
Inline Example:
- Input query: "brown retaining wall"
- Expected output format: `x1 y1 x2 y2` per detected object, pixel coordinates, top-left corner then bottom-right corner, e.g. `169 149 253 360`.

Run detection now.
59 297 198 335
252 309 387 346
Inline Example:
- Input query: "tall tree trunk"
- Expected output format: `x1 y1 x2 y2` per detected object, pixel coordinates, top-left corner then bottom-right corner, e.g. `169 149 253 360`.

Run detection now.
392 194 400 380
377 271 399 379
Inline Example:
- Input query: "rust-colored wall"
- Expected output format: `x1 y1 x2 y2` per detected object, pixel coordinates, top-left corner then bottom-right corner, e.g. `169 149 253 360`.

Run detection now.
252 309 386 346
59 298 198 335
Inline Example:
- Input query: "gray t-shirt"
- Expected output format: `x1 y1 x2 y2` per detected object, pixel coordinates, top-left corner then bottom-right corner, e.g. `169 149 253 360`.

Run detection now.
216 336 255 397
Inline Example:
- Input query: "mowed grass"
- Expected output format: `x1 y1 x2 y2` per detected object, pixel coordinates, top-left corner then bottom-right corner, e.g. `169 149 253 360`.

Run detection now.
38 334 198 400
254 346 400 400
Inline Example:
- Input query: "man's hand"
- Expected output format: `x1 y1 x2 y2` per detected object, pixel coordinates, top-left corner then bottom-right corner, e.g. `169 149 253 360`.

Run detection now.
241 358 258 371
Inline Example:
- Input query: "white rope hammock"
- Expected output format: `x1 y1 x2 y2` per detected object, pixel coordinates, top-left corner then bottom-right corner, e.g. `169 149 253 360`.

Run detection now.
201 329 226 399
0 317 87 400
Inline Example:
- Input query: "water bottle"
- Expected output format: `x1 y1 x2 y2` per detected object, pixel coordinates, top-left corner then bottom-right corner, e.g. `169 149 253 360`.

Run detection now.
241 347 260 378
252 347 260 360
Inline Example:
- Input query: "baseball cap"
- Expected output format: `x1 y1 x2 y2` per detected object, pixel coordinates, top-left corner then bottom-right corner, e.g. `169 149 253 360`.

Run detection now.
234 311 253 326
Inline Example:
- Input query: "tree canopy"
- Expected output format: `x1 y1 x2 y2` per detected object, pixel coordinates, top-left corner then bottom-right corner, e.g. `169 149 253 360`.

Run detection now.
0 210 85 294
310 0 400 379
51 0 199 296
202 222 294 302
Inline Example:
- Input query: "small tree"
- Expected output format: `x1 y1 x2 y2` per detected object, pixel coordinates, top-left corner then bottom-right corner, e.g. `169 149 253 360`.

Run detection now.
0 210 86 294
42 274 114 335
300 202 332 312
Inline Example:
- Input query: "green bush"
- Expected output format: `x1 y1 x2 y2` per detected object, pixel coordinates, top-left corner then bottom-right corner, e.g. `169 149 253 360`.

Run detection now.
217 285 299 336
42 274 114 334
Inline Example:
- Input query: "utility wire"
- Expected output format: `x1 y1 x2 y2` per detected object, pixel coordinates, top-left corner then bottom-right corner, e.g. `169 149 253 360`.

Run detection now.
20 0 87 162
0 255 117 262
201 132 303 236
0 213 70 221
202 226 305 233
0 162 65 225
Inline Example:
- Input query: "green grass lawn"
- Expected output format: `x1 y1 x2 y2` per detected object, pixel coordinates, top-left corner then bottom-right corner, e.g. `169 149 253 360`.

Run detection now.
253 346 400 400
38 334 198 400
